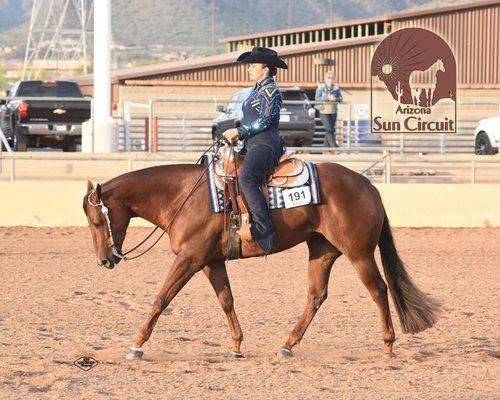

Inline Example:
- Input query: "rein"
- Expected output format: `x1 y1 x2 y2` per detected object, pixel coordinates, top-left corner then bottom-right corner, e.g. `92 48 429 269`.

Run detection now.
87 139 224 261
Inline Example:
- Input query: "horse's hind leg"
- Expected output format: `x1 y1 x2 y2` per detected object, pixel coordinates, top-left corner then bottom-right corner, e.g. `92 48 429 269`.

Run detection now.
351 254 395 356
126 254 203 360
278 235 341 357
203 261 244 358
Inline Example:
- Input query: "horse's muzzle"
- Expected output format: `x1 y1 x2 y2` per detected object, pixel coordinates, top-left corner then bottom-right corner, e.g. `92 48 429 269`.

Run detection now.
98 258 115 269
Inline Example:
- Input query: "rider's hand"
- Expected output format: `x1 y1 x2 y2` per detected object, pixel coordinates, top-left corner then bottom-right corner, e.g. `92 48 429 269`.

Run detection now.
223 128 239 144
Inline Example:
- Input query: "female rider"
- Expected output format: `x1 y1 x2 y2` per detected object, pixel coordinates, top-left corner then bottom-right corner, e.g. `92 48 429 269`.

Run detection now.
223 47 288 255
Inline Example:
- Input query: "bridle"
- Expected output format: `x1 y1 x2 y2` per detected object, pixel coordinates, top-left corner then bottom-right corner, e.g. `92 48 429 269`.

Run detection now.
87 188 125 260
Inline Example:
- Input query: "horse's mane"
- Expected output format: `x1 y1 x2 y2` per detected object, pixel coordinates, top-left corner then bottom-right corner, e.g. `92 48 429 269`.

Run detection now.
100 163 204 195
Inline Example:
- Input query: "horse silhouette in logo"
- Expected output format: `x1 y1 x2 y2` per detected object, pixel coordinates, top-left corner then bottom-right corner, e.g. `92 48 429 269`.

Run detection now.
410 59 445 107
371 28 456 107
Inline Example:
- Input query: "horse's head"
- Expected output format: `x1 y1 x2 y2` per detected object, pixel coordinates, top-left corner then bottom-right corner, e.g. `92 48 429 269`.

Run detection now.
83 180 129 269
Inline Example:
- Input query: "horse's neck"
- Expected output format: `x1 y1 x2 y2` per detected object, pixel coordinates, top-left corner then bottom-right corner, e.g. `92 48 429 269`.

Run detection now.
117 167 194 229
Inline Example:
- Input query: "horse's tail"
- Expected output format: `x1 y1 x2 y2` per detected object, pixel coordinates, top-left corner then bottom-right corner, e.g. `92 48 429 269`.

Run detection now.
378 212 440 334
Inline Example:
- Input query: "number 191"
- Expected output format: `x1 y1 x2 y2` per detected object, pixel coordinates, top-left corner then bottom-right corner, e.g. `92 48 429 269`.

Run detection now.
288 191 305 201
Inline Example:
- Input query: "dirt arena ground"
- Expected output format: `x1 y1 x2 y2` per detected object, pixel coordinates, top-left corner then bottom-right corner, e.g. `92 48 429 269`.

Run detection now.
0 227 498 399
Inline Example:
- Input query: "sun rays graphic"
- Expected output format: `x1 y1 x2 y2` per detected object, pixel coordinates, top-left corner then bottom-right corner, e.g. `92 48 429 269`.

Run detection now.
374 55 401 83
373 55 405 101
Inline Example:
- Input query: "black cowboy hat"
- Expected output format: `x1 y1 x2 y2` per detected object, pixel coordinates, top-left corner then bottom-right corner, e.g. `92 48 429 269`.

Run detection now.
237 47 288 69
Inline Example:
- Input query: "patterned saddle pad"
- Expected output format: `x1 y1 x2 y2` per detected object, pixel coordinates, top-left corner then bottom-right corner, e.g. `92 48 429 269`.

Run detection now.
203 153 321 213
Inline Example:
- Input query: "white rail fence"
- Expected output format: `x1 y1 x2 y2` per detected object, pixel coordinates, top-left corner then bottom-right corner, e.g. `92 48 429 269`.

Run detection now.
1 152 499 184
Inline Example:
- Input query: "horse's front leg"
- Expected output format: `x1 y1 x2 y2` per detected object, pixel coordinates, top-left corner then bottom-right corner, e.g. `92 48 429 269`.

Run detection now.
203 261 244 357
126 254 203 360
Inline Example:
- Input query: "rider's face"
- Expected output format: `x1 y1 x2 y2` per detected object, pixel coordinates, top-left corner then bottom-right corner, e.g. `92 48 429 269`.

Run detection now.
248 63 268 83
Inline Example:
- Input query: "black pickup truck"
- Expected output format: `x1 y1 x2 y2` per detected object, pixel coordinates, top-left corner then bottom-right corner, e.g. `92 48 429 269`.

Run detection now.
0 80 91 151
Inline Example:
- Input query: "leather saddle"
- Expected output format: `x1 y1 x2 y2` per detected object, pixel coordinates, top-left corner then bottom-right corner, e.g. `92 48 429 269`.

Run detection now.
212 146 309 253
214 146 309 189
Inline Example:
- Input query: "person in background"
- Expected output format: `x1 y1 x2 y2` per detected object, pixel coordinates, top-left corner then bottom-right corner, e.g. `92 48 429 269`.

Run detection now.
315 71 343 148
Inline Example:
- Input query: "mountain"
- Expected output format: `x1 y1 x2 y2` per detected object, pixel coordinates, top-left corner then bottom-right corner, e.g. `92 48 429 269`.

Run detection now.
0 0 476 59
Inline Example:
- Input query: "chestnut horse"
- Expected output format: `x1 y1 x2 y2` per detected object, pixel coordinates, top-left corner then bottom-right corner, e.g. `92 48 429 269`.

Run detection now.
82 161 438 360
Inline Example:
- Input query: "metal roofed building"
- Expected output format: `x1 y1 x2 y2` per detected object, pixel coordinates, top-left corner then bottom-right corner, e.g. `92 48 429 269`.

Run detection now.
72 0 499 121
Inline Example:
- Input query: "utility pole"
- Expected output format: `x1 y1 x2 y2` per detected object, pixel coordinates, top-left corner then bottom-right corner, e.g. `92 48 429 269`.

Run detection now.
22 0 93 80
288 0 292 29
81 0 88 73
211 0 216 56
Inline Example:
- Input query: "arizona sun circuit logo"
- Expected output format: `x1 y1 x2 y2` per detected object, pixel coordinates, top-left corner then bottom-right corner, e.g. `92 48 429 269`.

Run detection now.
370 27 456 134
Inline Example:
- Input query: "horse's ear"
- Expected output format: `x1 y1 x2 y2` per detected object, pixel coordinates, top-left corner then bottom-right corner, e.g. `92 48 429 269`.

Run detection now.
87 180 94 192
96 183 102 199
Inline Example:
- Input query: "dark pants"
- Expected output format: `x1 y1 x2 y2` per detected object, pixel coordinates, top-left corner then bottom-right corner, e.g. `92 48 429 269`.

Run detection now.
238 131 283 254
320 113 339 147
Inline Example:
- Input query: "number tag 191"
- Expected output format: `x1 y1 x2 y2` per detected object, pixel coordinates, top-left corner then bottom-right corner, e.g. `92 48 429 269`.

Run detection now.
282 186 312 208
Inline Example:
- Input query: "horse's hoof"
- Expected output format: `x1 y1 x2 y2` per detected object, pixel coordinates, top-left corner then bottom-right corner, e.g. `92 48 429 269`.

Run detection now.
383 352 396 358
277 348 293 358
228 351 244 359
125 347 144 360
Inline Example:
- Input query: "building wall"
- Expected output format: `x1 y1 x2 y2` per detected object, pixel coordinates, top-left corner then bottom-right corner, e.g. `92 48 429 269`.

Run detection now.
118 84 248 118
393 4 499 86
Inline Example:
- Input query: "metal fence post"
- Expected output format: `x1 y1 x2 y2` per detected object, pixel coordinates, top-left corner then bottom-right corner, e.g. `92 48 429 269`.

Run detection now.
123 101 131 152
182 118 186 152
384 150 391 184
382 150 387 183
10 157 15 182
144 117 149 152
347 102 351 149
148 99 153 153
152 116 159 153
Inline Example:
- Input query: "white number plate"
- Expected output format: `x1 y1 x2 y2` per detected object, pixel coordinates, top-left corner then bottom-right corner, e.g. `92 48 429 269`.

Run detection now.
54 125 67 132
279 114 290 122
282 186 312 208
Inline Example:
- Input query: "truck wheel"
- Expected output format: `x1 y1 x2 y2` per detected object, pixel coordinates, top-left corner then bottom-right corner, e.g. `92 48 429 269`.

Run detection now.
475 132 493 155
62 137 78 152
13 126 28 152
